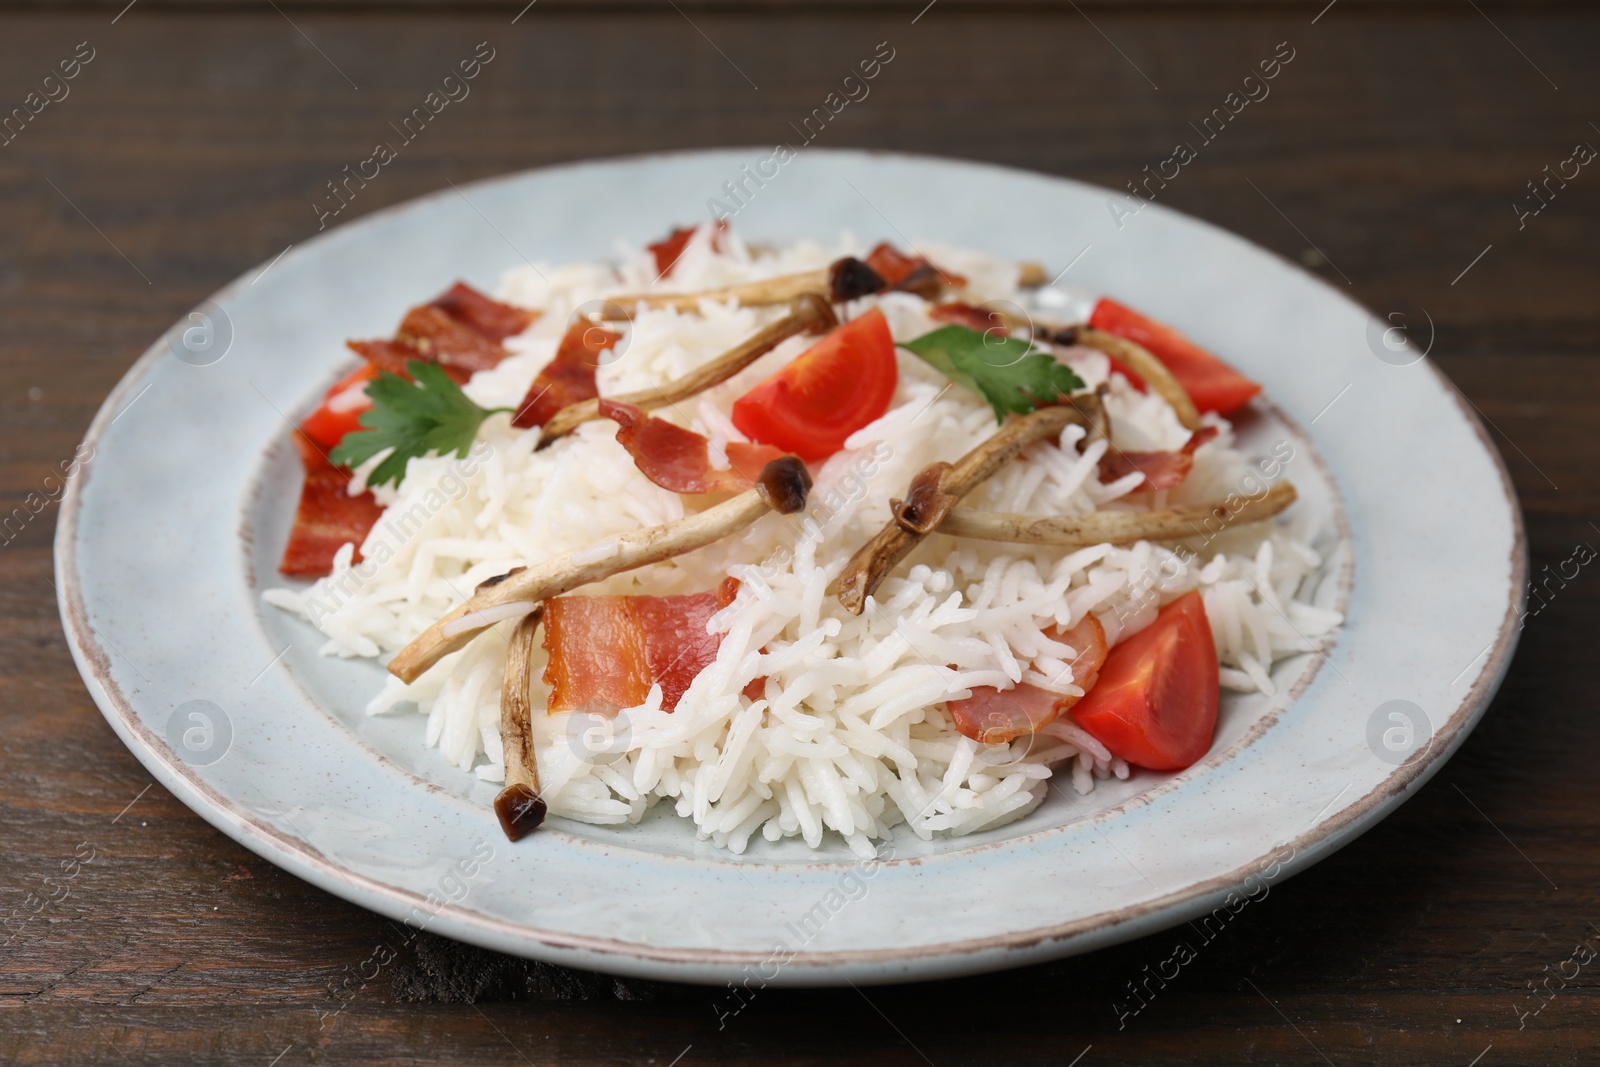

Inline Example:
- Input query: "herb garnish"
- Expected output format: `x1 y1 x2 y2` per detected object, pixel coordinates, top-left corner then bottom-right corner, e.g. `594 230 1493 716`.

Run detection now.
330 361 506 488
903 325 1085 422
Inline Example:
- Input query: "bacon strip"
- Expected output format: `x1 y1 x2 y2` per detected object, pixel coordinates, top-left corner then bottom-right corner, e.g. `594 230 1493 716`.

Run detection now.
288 282 532 576
647 221 727 278
346 339 469 385
948 614 1107 744
348 282 535 383
929 302 1006 334
512 322 623 429
397 305 509 376
865 241 964 297
1100 426 1219 493
432 281 537 341
602 400 788 495
543 590 726 714
278 448 385 576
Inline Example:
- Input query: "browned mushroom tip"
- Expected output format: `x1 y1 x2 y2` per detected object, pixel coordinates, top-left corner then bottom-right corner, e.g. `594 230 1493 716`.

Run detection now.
890 462 955 534
1017 262 1048 288
796 291 841 334
756 456 812 514
899 264 945 300
494 783 547 841
828 257 888 303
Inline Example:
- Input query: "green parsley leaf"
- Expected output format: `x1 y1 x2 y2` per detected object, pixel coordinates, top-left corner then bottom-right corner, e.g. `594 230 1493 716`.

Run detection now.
902 325 1086 423
330 361 503 488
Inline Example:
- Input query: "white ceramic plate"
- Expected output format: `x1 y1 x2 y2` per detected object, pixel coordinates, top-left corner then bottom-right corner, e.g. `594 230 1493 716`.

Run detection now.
57 150 1523 985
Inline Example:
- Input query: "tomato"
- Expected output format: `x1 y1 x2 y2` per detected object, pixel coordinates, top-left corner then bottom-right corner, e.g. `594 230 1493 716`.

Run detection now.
1088 298 1261 416
298 364 378 453
731 308 898 461
1070 591 1219 770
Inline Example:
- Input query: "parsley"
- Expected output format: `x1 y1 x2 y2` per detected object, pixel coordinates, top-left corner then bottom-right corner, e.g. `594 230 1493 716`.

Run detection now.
330 361 506 488
902 325 1085 422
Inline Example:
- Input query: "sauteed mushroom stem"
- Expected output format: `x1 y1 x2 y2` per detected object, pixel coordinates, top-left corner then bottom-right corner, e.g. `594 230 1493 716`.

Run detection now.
494 609 547 841
537 294 837 447
939 480 1298 546
387 457 812 683
836 399 1100 615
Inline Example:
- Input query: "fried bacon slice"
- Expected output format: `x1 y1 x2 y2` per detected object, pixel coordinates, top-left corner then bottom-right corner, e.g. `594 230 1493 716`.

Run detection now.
278 443 385 576
543 586 732 714
864 241 964 297
603 400 788 495
647 221 728 278
512 321 624 429
348 282 535 383
947 614 1108 745
929 302 1007 334
1100 426 1219 493
432 282 538 341
347 338 470 385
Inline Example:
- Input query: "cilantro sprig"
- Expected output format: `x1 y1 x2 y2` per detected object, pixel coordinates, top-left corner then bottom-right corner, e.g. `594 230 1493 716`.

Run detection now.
330 361 507 488
902 325 1085 422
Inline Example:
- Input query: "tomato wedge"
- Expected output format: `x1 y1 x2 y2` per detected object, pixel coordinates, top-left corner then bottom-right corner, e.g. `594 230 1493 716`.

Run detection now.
730 307 898 461
1088 298 1261 416
1070 591 1219 770
298 364 378 453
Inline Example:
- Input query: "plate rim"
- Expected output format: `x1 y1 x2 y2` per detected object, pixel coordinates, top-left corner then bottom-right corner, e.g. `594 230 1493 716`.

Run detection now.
54 147 1527 981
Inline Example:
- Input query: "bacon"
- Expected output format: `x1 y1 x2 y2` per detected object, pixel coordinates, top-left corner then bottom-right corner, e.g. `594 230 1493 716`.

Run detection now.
346 339 472 384
285 283 531 574
929 302 1006 334
1099 426 1220 493
647 222 727 278
865 241 964 296
430 281 536 341
511 321 622 429
397 305 508 376
602 400 787 495
543 590 726 714
278 451 385 577
349 282 535 384
948 614 1108 745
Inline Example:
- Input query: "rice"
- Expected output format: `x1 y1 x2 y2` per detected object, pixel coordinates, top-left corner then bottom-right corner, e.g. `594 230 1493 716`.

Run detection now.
263 226 1343 857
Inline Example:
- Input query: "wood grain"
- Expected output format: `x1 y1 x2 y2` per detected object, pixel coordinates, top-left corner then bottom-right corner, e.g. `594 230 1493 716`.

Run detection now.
1 4 1597 1064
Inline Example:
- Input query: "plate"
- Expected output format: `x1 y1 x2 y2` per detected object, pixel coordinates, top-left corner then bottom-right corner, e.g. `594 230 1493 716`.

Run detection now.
56 149 1523 985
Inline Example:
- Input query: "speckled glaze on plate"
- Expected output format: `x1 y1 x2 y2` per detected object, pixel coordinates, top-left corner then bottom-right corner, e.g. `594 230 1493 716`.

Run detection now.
56 150 1523 986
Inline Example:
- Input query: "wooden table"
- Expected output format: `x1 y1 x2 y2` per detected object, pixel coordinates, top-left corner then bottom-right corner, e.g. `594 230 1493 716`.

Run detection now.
2 2 1596 1062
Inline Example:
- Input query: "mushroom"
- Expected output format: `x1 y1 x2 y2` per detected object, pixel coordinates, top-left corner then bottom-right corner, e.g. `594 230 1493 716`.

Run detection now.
538 294 837 447
600 256 887 315
1042 324 1202 432
938 480 1299 546
387 456 813 683
493 610 547 841
836 398 1102 614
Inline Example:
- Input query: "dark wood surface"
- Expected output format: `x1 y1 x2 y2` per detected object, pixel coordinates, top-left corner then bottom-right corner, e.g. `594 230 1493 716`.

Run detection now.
2 3 1597 1064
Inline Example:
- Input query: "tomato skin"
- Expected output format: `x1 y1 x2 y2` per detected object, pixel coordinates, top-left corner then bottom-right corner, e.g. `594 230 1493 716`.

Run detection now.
299 364 378 453
1088 298 1261 416
1070 591 1219 771
731 308 898 461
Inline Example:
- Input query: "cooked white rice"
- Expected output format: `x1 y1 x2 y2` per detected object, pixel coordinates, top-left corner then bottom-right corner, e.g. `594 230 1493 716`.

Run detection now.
264 226 1344 858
